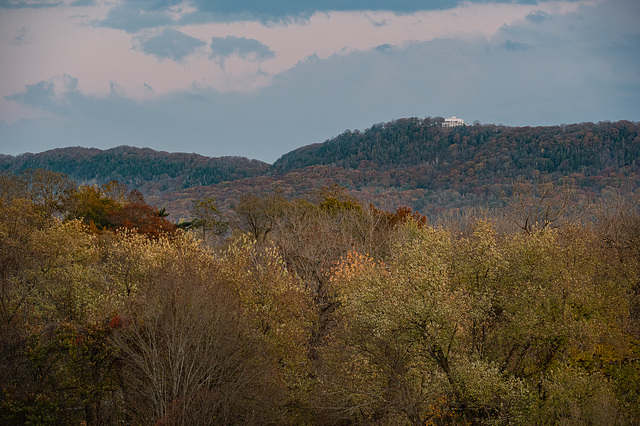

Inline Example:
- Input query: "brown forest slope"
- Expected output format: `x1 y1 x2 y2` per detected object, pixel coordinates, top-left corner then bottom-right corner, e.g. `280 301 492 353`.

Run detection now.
155 119 640 219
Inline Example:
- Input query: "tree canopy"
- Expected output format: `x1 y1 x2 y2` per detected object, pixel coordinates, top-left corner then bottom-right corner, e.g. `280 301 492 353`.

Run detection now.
1 169 639 424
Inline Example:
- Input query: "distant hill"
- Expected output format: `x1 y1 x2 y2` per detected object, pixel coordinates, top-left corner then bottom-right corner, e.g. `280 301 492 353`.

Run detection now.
0 146 270 194
274 118 640 178
261 119 640 214
2 119 639 220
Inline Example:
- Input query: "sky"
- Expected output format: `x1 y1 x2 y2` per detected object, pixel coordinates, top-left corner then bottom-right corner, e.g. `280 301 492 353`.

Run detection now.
0 0 638 163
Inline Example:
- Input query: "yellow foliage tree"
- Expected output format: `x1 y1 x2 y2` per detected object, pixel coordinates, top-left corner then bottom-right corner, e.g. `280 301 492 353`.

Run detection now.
321 219 634 425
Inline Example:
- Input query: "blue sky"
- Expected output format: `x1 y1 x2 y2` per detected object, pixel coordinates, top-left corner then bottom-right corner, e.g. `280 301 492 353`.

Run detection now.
1 0 638 163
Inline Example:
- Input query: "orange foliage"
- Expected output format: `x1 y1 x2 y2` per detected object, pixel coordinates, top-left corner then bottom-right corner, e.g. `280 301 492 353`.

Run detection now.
70 181 176 238
107 202 176 239
330 251 380 284
393 205 428 227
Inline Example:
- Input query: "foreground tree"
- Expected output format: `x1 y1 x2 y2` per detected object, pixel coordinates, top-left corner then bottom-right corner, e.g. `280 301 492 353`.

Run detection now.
232 192 287 242
320 219 635 424
219 234 315 422
112 253 284 424
0 169 76 219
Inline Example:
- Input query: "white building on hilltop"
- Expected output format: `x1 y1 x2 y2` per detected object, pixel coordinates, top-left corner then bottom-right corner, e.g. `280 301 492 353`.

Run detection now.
443 116 464 128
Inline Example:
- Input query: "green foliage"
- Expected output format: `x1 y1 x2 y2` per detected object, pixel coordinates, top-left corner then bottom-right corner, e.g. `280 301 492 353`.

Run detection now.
68 184 114 230
318 183 363 215
1 320 122 425
274 120 640 180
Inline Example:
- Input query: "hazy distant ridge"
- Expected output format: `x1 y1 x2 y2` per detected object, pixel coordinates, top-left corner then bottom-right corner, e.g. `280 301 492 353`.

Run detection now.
0 146 270 194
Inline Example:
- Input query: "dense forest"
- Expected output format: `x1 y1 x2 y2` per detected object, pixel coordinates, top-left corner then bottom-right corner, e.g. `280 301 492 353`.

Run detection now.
1 168 639 425
0 146 269 195
271 119 640 211
274 119 640 176
2 119 638 219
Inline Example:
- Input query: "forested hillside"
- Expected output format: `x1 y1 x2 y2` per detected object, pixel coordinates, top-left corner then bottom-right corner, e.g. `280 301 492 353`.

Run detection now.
272 119 640 204
0 146 269 194
151 120 639 219
274 119 640 176
3 119 638 220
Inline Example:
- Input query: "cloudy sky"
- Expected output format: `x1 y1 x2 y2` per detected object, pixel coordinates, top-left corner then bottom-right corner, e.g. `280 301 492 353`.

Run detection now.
1 0 638 163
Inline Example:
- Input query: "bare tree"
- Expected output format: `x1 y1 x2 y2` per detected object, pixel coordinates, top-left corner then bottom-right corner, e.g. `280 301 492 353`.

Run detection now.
112 261 283 425
501 176 578 234
22 169 77 218
190 196 228 242
232 193 286 242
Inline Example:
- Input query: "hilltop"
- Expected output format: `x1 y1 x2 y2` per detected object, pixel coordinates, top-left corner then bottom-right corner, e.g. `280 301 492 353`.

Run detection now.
0 145 269 195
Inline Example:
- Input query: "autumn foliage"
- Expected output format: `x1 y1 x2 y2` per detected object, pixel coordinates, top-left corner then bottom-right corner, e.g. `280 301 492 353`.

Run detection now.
1 173 639 425
68 181 176 237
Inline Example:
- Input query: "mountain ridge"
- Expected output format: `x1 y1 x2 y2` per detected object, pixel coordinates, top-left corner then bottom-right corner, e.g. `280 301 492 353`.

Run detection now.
0 145 270 195
2 118 639 219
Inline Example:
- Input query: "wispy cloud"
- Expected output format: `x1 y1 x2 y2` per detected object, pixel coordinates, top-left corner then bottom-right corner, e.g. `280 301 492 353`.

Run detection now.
10 26 31 46
210 36 275 66
0 0 61 9
375 43 396 54
136 29 206 62
6 74 78 114
525 10 552 23
501 40 532 51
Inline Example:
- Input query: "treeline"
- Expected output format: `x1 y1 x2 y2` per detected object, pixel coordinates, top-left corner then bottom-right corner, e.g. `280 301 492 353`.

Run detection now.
274 119 640 177
271 120 640 210
1 169 639 424
0 146 269 195
3 121 639 206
